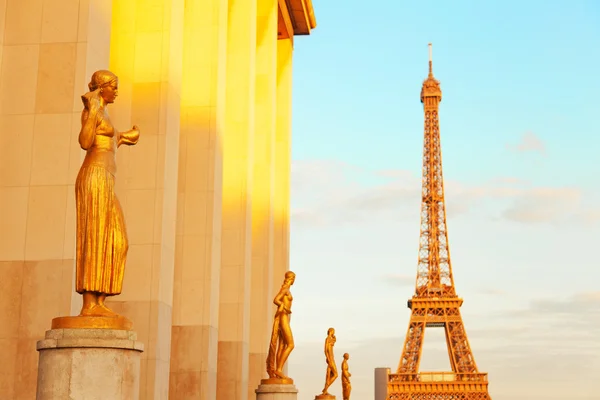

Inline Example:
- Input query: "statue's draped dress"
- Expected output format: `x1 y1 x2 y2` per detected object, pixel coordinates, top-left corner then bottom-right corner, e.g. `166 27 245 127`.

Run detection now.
75 101 128 295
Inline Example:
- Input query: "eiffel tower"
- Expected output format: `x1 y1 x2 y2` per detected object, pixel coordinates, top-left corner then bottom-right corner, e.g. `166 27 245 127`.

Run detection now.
387 44 492 400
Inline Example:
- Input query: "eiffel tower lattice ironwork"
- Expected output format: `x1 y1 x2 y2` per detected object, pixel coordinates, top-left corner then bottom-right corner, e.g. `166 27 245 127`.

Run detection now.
387 44 492 400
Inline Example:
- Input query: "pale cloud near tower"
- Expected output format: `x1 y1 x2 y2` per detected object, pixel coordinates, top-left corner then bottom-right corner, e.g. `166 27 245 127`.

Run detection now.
290 158 599 229
288 158 600 400
505 131 546 156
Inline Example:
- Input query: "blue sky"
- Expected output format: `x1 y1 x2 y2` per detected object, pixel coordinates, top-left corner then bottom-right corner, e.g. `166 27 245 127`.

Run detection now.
286 2 600 399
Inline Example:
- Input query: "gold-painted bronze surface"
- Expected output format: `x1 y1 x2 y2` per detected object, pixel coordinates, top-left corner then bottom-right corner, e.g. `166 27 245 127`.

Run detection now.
73 70 140 321
51 315 133 330
341 353 351 400
315 394 335 400
260 377 294 385
319 327 338 397
265 271 296 381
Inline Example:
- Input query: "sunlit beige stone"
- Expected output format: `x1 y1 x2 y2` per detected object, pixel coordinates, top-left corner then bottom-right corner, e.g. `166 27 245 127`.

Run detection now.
168 0 226 398
248 0 278 397
255 383 299 400
273 37 293 300
0 1 112 398
106 1 184 398
36 329 144 400
216 0 257 398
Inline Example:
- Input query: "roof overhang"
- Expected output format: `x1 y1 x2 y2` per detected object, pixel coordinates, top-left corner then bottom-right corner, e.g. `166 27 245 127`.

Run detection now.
278 0 317 42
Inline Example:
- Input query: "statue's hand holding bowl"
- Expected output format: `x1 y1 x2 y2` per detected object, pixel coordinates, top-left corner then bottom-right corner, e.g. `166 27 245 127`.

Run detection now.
132 125 140 135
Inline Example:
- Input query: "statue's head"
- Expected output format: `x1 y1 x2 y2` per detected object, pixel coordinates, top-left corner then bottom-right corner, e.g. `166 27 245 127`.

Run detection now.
327 327 335 336
88 70 119 104
284 270 296 286
343 353 349 360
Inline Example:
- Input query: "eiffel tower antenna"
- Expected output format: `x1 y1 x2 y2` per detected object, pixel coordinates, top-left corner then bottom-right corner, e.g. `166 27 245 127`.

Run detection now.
428 43 433 75
386 44 492 400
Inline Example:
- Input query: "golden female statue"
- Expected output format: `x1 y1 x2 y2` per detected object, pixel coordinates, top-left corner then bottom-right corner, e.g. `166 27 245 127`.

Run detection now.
341 353 351 400
264 271 296 383
317 327 338 398
75 70 139 317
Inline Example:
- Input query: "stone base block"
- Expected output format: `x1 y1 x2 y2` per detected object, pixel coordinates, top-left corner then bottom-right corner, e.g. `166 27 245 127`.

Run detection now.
256 383 299 400
36 328 144 400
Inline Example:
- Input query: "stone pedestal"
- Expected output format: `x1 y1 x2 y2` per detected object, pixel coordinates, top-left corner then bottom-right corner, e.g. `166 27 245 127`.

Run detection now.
36 328 144 400
256 383 299 400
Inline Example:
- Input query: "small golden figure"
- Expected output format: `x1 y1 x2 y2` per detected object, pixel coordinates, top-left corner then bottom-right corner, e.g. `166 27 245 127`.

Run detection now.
263 271 296 384
316 327 338 399
341 353 351 400
74 70 139 318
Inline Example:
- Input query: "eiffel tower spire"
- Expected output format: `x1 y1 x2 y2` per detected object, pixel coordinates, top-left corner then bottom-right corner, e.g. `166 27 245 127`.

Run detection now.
415 42 455 298
386 44 492 400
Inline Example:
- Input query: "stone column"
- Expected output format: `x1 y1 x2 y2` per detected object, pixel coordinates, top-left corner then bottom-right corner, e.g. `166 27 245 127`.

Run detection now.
105 0 184 398
168 0 227 399
272 37 293 314
0 1 112 398
248 0 278 397
36 329 144 399
216 0 257 398
271 35 293 380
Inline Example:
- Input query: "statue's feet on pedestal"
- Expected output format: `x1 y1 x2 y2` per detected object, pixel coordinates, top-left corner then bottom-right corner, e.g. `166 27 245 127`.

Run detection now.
261 370 294 385
79 304 117 318
315 392 336 400
260 377 294 385
52 307 132 330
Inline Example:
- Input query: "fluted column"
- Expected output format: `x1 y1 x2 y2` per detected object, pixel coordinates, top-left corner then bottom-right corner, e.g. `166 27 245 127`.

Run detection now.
273 37 293 308
168 0 228 399
272 36 293 378
106 0 184 398
216 0 257 398
248 0 278 396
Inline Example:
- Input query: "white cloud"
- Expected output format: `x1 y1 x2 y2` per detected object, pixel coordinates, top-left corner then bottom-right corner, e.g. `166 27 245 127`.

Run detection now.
291 159 597 228
502 187 582 224
381 273 414 287
506 131 546 155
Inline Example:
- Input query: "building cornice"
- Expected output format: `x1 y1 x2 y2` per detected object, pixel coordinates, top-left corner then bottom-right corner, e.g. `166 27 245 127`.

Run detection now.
278 0 316 39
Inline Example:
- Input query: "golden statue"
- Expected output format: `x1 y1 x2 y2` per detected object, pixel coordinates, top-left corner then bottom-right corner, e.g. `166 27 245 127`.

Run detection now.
263 271 296 384
52 70 140 330
316 327 338 399
341 353 351 400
